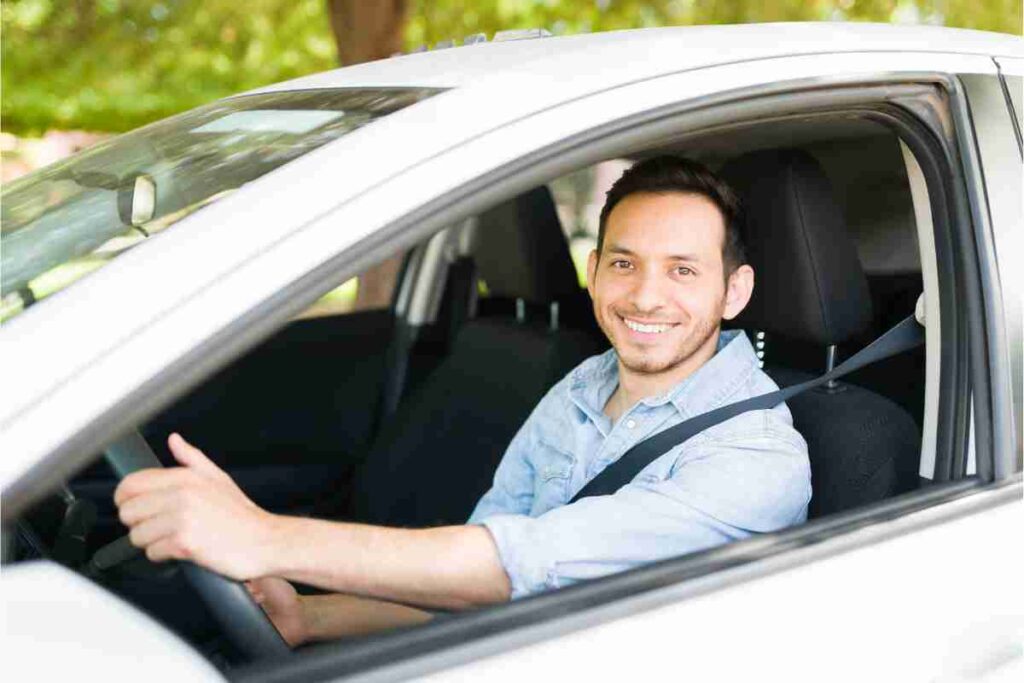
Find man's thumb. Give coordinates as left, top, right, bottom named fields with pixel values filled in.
left=168, top=433, right=222, bottom=477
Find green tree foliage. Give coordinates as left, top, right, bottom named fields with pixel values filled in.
left=2, top=0, right=1020, bottom=135
left=2, top=0, right=338, bottom=133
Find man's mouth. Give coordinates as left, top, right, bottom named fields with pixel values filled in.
left=619, top=315, right=678, bottom=335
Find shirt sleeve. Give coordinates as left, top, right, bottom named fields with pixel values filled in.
left=466, top=409, right=540, bottom=523
left=477, top=432, right=811, bottom=599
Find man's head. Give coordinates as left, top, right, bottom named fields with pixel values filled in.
left=587, top=156, right=755, bottom=381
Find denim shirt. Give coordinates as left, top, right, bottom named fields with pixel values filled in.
left=467, top=329, right=811, bottom=599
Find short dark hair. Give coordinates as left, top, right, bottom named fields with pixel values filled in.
left=597, top=156, right=746, bottom=276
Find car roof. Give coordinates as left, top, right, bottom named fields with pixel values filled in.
left=249, top=22, right=1024, bottom=93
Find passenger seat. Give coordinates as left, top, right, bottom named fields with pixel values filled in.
left=339, top=187, right=605, bottom=527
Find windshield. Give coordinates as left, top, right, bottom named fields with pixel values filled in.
left=0, top=87, right=441, bottom=323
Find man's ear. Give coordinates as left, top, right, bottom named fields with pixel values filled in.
left=586, top=249, right=599, bottom=299
left=722, top=264, right=754, bottom=320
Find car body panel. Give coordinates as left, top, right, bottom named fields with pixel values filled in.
left=414, top=490, right=1023, bottom=683
left=3, top=562, right=223, bottom=681
left=995, top=56, right=1024, bottom=76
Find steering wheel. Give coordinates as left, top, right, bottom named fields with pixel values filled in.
left=104, top=429, right=291, bottom=661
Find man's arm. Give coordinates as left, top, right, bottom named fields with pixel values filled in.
left=303, top=592, right=434, bottom=640
left=245, top=577, right=433, bottom=645
left=114, top=434, right=511, bottom=610
left=266, top=517, right=509, bottom=609
left=466, top=416, right=539, bottom=522
left=474, top=433, right=811, bottom=597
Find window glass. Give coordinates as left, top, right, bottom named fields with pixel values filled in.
left=297, top=254, right=406, bottom=319
left=548, top=159, right=631, bottom=287
left=0, top=88, right=441, bottom=323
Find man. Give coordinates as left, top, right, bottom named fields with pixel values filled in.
left=114, top=157, right=811, bottom=647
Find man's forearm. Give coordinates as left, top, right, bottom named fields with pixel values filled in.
left=300, top=593, right=434, bottom=642
left=262, top=515, right=511, bottom=610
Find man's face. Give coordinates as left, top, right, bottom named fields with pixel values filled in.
left=587, top=191, right=751, bottom=378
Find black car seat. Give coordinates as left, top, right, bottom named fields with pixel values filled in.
left=720, top=149, right=921, bottom=518
left=472, top=186, right=597, bottom=332
left=339, top=186, right=606, bottom=527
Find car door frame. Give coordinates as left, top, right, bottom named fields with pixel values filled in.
left=957, top=66, right=1023, bottom=479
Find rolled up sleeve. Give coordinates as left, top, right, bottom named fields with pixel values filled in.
left=477, top=434, right=811, bottom=599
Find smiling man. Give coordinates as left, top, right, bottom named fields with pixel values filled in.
left=114, top=156, right=811, bottom=646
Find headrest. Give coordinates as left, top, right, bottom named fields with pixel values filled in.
left=473, top=186, right=583, bottom=305
left=720, top=149, right=873, bottom=347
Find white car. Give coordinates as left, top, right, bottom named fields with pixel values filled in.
left=2, top=22, right=1021, bottom=682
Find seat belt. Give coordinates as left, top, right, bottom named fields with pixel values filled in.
left=569, top=314, right=925, bottom=503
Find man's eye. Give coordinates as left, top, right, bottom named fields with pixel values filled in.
left=611, top=260, right=632, bottom=269
left=675, top=266, right=694, bottom=276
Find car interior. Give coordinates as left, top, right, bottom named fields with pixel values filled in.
left=9, top=114, right=936, bottom=668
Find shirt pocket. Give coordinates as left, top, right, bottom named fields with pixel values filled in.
left=530, top=440, right=576, bottom=513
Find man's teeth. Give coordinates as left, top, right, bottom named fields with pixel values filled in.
left=623, top=318, right=674, bottom=334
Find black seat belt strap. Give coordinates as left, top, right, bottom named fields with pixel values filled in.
left=569, top=314, right=925, bottom=503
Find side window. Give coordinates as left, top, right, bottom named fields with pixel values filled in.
left=548, top=160, right=631, bottom=288
left=297, top=253, right=406, bottom=319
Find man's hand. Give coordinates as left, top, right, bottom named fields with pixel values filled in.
left=246, top=577, right=307, bottom=647
left=114, top=433, right=281, bottom=581
left=115, top=434, right=510, bottom=610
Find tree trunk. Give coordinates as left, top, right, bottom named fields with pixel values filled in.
left=326, top=0, right=409, bottom=310
left=327, top=0, right=409, bottom=65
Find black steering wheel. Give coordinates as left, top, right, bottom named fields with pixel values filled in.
left=104, top=430, right=291, bottom=661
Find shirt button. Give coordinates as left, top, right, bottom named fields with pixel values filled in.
left=626, top=419, right=636, bottom=429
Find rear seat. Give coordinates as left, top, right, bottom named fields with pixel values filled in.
left=339, top=187, right=605, bottom=527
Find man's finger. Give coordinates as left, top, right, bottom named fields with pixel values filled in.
left=144, top=537, right=187, bottom=564
left=118, top=488, right=177, bottom=527
left=128, top=514, right=179, bottom=550
left=114, top=467, right=195, bottom=507
left=245, top=581, right=265, bottom=603
left=168, top=433, right=225, bottom=479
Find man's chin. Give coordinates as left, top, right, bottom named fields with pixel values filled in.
left=617, top=351, right=680, bottom=376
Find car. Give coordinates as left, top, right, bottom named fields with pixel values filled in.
left=2, top=21, right=1021, bottom=682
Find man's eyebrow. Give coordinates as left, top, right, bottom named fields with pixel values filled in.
left=667, top=254, right=703, bottom=263
left=604, top=244, right=703, bottom=262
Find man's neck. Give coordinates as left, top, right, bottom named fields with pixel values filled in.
left=605, top=328, right=722, bottom=422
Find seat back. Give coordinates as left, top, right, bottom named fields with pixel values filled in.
left=721, top=150, right=921, bottom=517
left=344, top=186, right=604, bottom=527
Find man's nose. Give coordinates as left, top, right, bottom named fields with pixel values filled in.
left=627, top=268, right=665, bottom=313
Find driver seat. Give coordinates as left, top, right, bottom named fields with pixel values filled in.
left=720, top=149, right=921, bottom=517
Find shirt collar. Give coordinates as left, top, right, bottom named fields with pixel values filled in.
left=568, top=329, right=758, bottom=425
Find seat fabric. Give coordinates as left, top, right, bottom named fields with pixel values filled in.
left=721, top=149, right=923, bottom=517
left=339, top=186, right=604, bottom=527
left=347, top=320, right=603, bottom=527
left=767, top=367, right=921, bottom=518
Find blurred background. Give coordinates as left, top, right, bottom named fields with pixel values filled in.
left=2, top=0, right=1021, bottom=181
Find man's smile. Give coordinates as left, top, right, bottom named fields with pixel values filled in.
left=618, top=314, right=679, bottom=336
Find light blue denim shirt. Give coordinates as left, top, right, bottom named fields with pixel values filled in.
left=467, top=329, right=811, bottom=599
